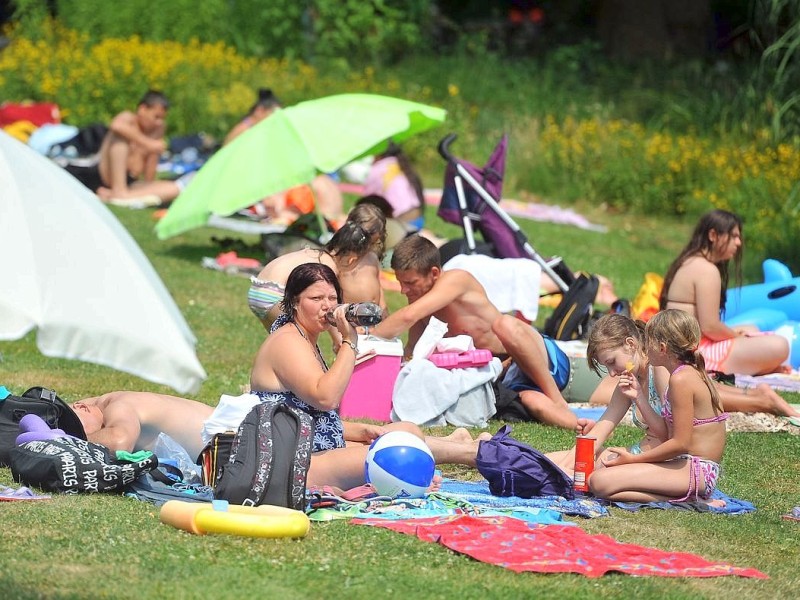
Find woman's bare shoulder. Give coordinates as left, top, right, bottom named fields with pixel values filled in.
left=680, top=255, right=719, bottom=276
left=257, top=247, right=332, bottom=281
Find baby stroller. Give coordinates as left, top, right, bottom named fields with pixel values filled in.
left=437, top=133, right=599, bottom=340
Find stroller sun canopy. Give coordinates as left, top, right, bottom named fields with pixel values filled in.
left=438, top=135, right=508, bottom=226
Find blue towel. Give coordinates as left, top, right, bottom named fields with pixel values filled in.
left=613, top=489, right=756, bottom=515
left=569, top=406, right=606, bottom=421
left=440, top=478, right=608, bottom=519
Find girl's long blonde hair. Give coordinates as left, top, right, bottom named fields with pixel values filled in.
left=646, top=309, right=722, bottom=412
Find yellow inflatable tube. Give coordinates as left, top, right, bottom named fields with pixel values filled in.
left=160, top=500, right=310, bottom=538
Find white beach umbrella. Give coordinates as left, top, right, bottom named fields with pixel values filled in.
left=0, top=131, right=206, bottom=393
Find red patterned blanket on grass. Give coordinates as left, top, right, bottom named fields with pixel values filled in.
left=354, top=515, right=767, bottom=579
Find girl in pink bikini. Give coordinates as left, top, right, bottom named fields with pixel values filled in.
left=589, top=309, right=728, bottom=503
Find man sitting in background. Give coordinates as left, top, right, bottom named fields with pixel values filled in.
left=93, top=90, right=187, bottom=205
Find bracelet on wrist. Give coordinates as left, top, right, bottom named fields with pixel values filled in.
left=340, top=339, right=358, bottom=353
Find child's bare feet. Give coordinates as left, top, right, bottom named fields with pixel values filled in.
left=427, top=471, right=443, bottom=493
left=443, top=427, right=473, bottom=443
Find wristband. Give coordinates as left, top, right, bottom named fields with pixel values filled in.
left=341, top=339, right=358, bottom=354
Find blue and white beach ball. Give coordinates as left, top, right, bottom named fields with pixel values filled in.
left=365, top=431, right=435, bottom=498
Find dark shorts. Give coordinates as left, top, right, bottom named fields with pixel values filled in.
left=64, top=162, right=136, bottom=193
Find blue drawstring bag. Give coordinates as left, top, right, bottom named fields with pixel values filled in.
left=476, top=425, right=574, bottom=499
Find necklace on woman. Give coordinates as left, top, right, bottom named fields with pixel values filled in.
left=293, top=321, right=328, bottom=371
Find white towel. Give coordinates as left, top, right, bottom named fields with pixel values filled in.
left=412, top=316, right=449, bottom=359
left=391, top=357, right=502, bottom=427
left=201, top=393, right=261, bottom=445
left=443, top=254, right=541, bottom=321
left=435, top=335, right=475, bottom=353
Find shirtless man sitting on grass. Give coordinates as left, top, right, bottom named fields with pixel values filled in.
left=95, top=90, right=185, bottom=205
left=371, top=234, right=578, bottom=429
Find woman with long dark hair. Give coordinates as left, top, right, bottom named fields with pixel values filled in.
left=660, top=209, right=788, bottom=376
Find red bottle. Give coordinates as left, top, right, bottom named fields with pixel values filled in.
left=573, top=435, right=596, bottom=493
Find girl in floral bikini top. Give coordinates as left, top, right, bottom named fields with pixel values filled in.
left=589, top=309, right=728, bottom=503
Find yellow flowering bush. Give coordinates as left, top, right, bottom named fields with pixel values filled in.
left=521, top=114, right=800, bottom=261
left=2, top=21, right=799, bottom=264
left=0, top=22, right=304, bottom=136
left=0, top=20, right=451, bottom=167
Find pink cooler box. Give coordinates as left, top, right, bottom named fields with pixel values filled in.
left=338, top=336, right=404, bottom=422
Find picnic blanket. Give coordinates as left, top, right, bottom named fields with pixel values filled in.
left=307, top=484, right=572, bottom=526
left=439, top=478, right=607, bottom=519
left=353, top=515, right=768, bottom=579
left=736, top=372, right=800, bottom=394
left=442, top=476, right=756, bottom=517
left=336, top=182, right=607, bottom=231
left=613, top=489, right=756, bottom=515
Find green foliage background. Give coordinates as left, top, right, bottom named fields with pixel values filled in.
left=13, top=0, right=433, bottom=65
left=2, top=0, right=800, bottom=270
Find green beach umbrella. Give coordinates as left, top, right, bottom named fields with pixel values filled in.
left=156, top=93, right=446, bottom=239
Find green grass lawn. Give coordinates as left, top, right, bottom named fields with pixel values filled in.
left=1, top=203, right=798, bottom=599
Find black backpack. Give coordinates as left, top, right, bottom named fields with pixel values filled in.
left=543, top=273, right=600, bottom=341
left=57, top=122, right=108, bottom=157
left=10, top=436, right=158, bottom=494
left=214, top=400, right=313, bottom=511
left=0, top=387, right=87, bottom=467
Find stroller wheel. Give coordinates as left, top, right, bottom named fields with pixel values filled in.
left=438, top=238, right=494, bottom=265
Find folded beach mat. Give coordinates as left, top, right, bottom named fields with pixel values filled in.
left=352, top=515, right=767, bottom=578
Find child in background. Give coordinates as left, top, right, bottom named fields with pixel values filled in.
left=589, top=309, right=728, bottom=503
left=248, top=203, right=387, bottom=332
left=227, top=88, right=345, bottom=226
left=363, top=142, right=426, bottom=229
